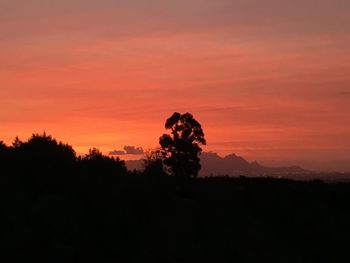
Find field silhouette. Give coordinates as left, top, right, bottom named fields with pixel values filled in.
left=1, top=128, right=350, bottom=262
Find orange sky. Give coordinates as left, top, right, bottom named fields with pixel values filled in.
left=1, top=0, right=350, bottom=169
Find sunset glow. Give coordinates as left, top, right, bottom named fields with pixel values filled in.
left=1, top=0, right=350, bottom=170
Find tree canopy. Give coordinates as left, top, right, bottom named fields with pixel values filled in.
left=159, top=112, right=206, bottom=178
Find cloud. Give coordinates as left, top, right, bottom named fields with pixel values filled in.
left=109, top=150, right=125, bottom=155
left=336, top=91, right=350, bottom=96
left=124, top=145, right=144, bottom=155
left=109, top=146, right=144, bottom=155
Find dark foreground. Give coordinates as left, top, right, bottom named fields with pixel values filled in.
left=2, top=172, right=350, bottom=263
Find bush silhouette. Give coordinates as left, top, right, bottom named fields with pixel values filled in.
left=79, top=147, right=127, bottom=177
left=159, top=112, right=206, bottom=178
left=0, top=141, right=8, bottom=156
left=0, top=141, right=9, bottom=169
left=0, top=140, right=7, bottom=151
left=143, top=148, right=167, bottom=177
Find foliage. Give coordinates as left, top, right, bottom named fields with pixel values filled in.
left=143, top=148, right=167, bottom=176
left=9, top=133, right=76, bottom=171
left=0, top=141, right=9, bottom=166
left=0, top=141, right=8, bottom=154
left=159, top=112, right=206, bottom=178
left=79, top=147, right=127, bottom=176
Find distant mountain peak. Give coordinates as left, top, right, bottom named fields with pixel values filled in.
left=200, top=152, right=308, bottom=176
left=125, top=151, right=308, bottom=177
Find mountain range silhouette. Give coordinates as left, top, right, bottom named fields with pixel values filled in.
left=126, top=152, right=307, bottom=176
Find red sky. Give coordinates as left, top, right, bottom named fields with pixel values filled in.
left=1, top=0, right=350, bottom=169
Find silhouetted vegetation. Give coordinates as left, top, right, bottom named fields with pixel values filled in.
left=160, top=112, right=206, bottom=178
left=80, top=147, right=127, bottom=176
left=1, top=128, right=350, bottom=262
left=142, top=148, right=167, bottom=177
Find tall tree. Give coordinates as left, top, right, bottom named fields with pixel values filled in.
left=159, top=112, right=206, bottom=178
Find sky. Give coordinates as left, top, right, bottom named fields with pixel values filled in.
left=1, top=0, right=350, bottom=170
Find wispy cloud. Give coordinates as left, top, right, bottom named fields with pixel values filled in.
left=1, top=0, right=350, bottom=163
left=336, top=91, right=350, bottom=96
left=109, top=150, right=125, bottom=156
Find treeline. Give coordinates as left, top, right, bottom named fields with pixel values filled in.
left=0, top=133, right=127, bottom=175
left=1, top=133, right=350, bottom=262
left=0, top=134, right=130, bottom=197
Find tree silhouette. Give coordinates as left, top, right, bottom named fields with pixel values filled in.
left=0, top=141, right=8, bottom=154
left=12, top=133, right=76, bottom=169
left=143, top=148, right=167, bottom=177
left=159, top=112, right=206, bottom=178
left=3, top=133, right=78, bottom=191
left=0, top=141, right=9, bottom=167
left=12, top=136, right=23, bottom=148
left=80, top=147, right=127, bottom=176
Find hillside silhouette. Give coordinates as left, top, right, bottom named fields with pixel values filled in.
left=126, top=152, right=308, bottom=177
left=1, top=127, right=350, bottom=262
left=201, top=152, right=307, bottom=175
